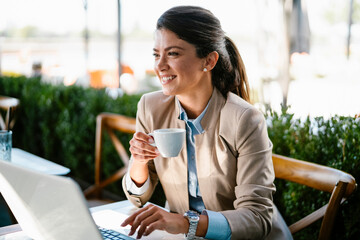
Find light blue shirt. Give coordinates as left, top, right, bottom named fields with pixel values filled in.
left=177, top=99, right=231, bottom=240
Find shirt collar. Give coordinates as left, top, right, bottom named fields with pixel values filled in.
left=176, top=98, right=210, bottom=134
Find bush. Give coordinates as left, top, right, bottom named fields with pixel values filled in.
left=266, top=106, right=360, bottom=240
left=0, top=75, right=140, bottom=186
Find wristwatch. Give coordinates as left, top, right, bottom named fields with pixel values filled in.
left=183, top=210, right=200, bottom=240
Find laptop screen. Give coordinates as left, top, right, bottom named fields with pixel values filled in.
left=0, top=160, right=102, bottom=240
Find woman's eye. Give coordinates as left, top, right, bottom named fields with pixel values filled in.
left=153, top=53, right=160, bottom=58
left=168, top=52, right=179, bottom=56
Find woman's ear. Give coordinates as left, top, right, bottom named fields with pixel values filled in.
left=204, top=51, right=219, bottom=71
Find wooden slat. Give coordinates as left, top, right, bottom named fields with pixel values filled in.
left=289, top=204, right=327, bottom=234
left=0, top=96, right=20, bottom=130
left=84, top=113, right=136, bottom=199
left=273, top=154, right=356, bottom=196
left=319, top=181, right=348, bottom=240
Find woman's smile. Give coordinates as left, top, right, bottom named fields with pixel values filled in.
left=160, top=75, right=177, bottom=85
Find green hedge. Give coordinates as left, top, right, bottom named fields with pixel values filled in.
left=266, top=106, right=359, bottom=240
left=1, top=76, right=359, bottom=239
left=0, top=75, right=141, bottom=184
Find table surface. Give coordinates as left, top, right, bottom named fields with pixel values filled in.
left=0, top=200, right=185, bottom=240
left=11, top=148, right=70, bottom=175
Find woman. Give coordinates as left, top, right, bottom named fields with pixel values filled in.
left=121, top=6, right=292, bottom=240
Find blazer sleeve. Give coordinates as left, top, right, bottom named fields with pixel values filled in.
left=122, top=95, right=159, bottom=208
left=221, top=107, right=275, bottom=240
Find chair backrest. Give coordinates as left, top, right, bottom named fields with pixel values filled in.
left=83, top=113, right=136, bottom=199
left=272, top=154, right=357, bottom=240
left=0, top=96, right=20, bottom=130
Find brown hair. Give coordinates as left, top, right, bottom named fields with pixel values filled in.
left=156, top=6, right=250, bottom=102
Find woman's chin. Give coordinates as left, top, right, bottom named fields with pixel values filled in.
left=161, top=86, right=177, bottom=96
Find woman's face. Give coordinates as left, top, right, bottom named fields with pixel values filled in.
left=153, top=29, right=209, bottom=97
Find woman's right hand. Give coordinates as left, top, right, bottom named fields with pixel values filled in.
left=129, top=132, right=160, bottom=164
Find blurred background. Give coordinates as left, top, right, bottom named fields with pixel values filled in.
left=0, top=0, right=359, bottom=117
left=1, top=2, right=360, bottom=238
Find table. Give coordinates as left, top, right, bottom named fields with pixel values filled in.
left=0, top=200, right=185, bottom=239
left=11, top=148, right=70, bottom=175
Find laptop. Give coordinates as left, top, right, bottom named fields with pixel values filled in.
left=0, top=160, right=134, bottom=240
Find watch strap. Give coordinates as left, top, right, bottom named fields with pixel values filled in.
left=184, top=210, right=200, bottom=240
left=187, top=218, right=198, bottom=239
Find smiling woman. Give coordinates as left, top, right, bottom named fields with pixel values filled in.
left=121, top=6, right=292, bottom=240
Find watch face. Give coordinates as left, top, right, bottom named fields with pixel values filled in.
left=185, top=210, right=200, bottom=221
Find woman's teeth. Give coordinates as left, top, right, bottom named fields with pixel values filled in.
left=161, top=76, right=176, bottom=84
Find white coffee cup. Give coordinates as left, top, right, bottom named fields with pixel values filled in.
left=149, top=128, right=186, bottom=157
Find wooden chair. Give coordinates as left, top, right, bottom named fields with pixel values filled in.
left=83, top=113, right=136, bottom=204
left=272, top=154, right=357, bottom=240
left=0, top=96, right=20, bottom=130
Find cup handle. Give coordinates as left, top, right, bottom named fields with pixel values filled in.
left=148, top=133, right=156, bottom=147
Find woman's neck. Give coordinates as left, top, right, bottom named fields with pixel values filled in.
left=177, top=86, right=214, bottom=119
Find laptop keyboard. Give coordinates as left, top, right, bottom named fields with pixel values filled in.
left=98, top=226, right=135, bottom=240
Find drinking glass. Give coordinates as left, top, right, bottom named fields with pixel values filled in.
left=0, top=130, right=12, bottom=162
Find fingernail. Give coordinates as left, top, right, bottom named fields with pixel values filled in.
left=155, top=149, right=160, bottom=154
left=148, top=138, right=154, bottom=144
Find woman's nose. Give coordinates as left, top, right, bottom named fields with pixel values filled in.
left=155, top=55, right=169, bottom=71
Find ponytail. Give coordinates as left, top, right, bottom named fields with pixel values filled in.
left=225, top=37, right=251, bottom=103
left=212, top=37, right=251, bottom=103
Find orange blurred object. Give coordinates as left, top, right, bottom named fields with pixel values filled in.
left=122, top=65, right=134, bottom=75
left=89, top=65, right=134, bottom=89
left=89, top=70, right=118, bottom=89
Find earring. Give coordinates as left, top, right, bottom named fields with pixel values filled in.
left=203, top=68, right=208, bottom=72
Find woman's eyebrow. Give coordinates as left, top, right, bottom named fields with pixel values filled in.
left=153, top=46, right=185, bottom=52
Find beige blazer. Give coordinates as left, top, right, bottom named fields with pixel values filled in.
left=123, top=88, right=291, bottom=240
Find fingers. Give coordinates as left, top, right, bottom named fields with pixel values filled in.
left=130, top=132, right=159, bottom=161
left=120, top=204, right=154, bottom=228
left=143, top=221, right=162, bottom=237
left=121, top=204, right=164, bottom=239
left=129, top=206, right=156, bottom=236
left=133, top=132, right=154, bottom=144
left=135, top=211, right=161, bottom=238
left=121, top=205, right=187, bottom=239
left=130, top=144, right=158, bottom=158
left=120, top=214, right=134, bottom=228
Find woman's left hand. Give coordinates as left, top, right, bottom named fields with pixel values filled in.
left=121, top=204, right=189, bottom=239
